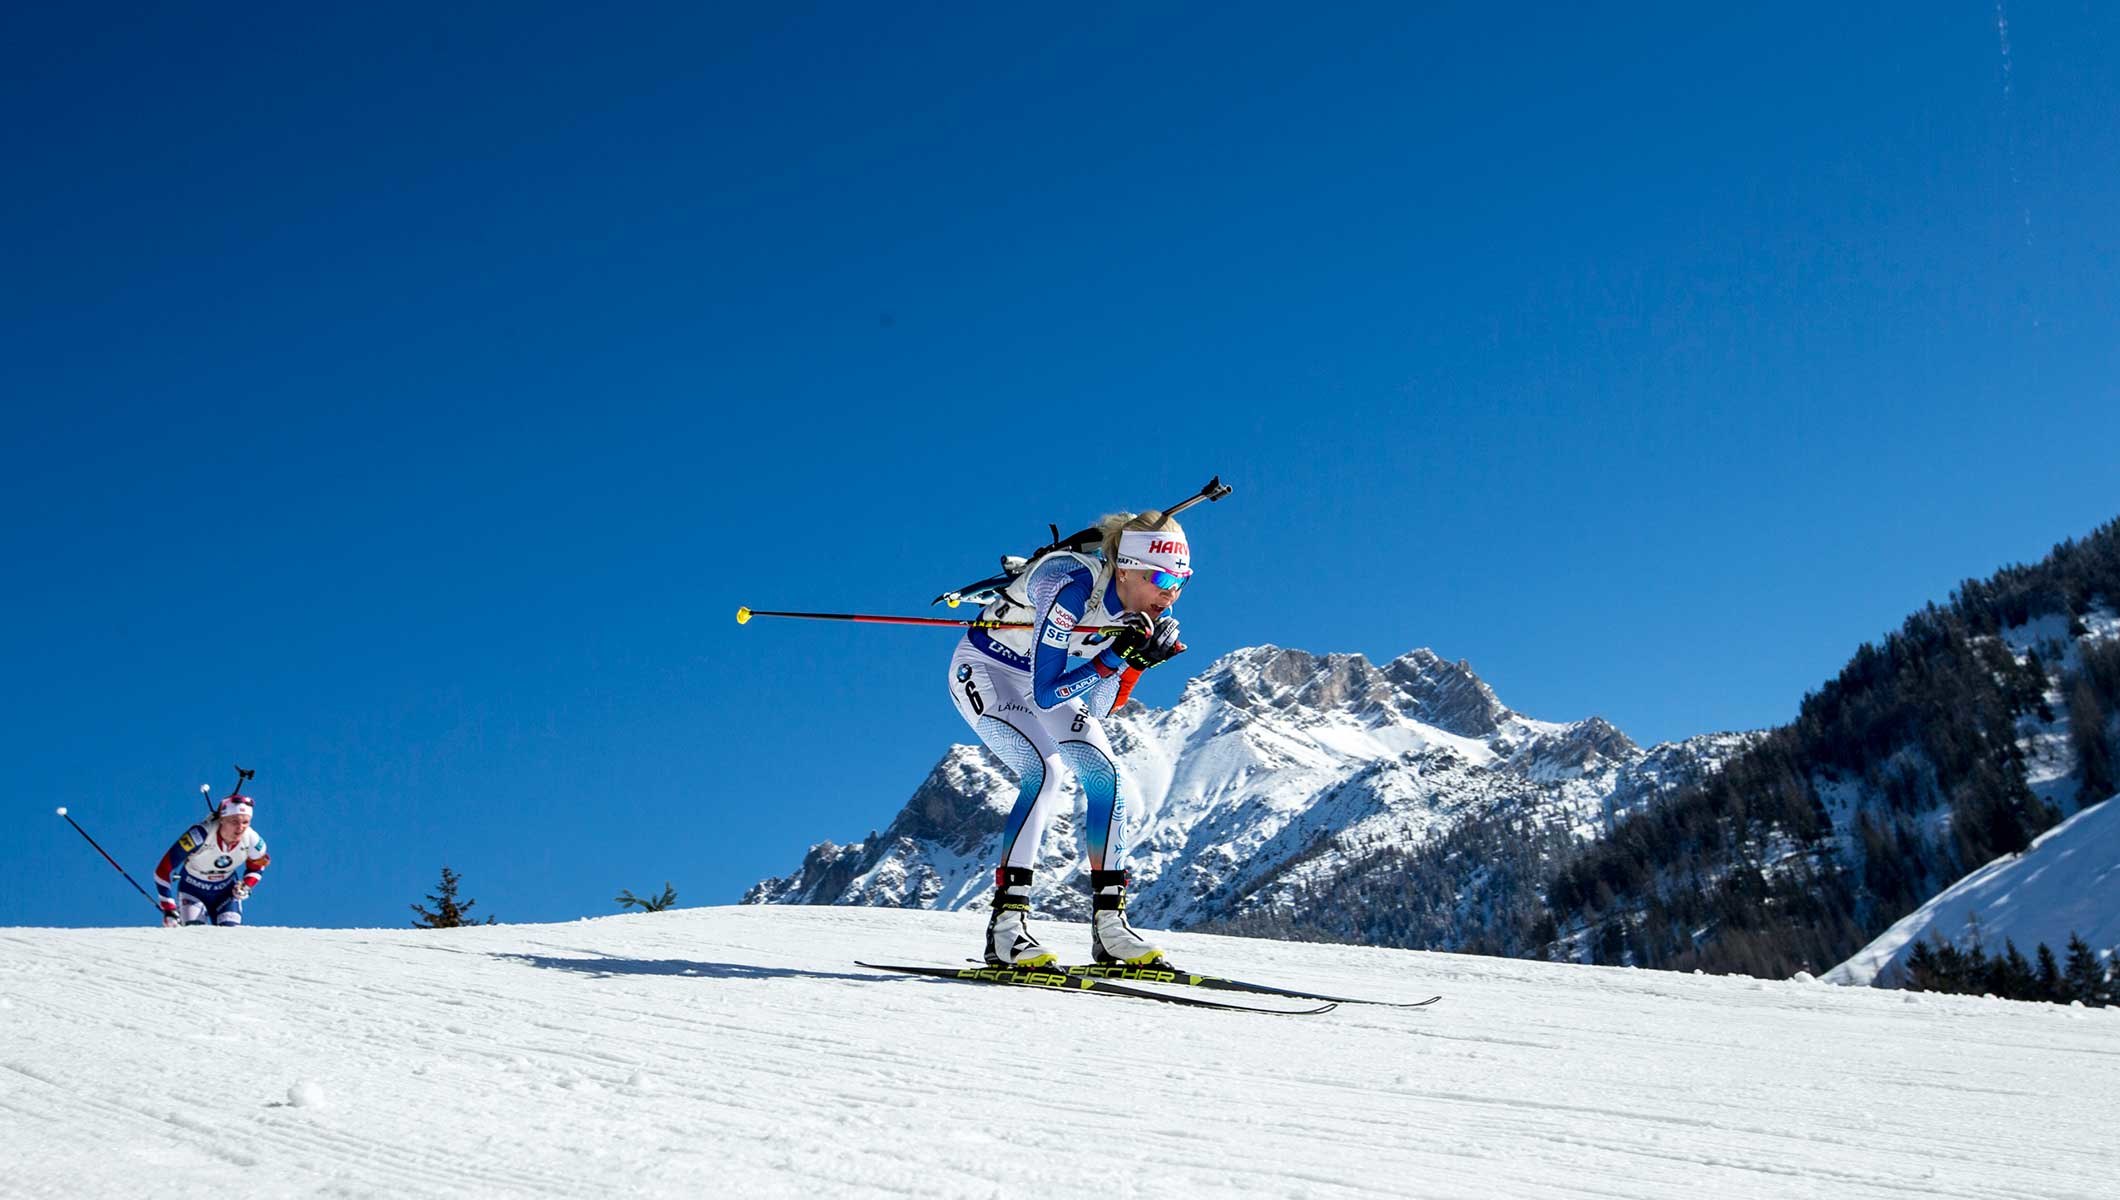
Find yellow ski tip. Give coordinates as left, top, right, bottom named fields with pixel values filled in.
left=945, top=594, right=960, bottom=608
left=735, top=606, right=753, bottom=625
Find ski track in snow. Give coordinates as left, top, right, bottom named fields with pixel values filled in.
left=0, top=907, right=2114, bottom=1199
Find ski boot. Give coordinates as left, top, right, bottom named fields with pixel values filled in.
left=1090, top=869, right=1169, bottom=966
left=985, top=866, right=1058, bottom=968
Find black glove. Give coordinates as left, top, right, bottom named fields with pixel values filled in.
left=1106, top=611, right=1152, bottom=663
left=1110, top=613, right=1183, bottom=670
left=1140, top=615, right=1183, bottom=666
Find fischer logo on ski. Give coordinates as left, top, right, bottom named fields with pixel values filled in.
left=856, top=961, right=1334, bottom=1015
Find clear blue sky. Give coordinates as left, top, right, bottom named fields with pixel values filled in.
left=5, top=4, right=2116, bottom=928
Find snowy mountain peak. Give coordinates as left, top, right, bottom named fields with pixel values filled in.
left=749, top=643, right=1755, bottom=935
left=1382, top=647, right=1515, bottom=737
left=1499, top=715, right=1643, bottom=781
left=1191, top=644, right=1514, bottom=739
left=1197, top=645, right=1380, bottom=711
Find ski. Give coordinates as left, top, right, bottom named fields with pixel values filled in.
left=1062, top=962, right=1441, bottom=1008
left=856, top=961, right=1336, bottom=1015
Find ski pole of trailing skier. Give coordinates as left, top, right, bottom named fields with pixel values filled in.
left=55, top=807, right=164, bottom=915
left=200, top=765, right=251, bottom=817
left=735, top=608, right=1135, bottom=633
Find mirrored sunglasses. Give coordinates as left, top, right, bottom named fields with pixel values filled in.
left=1147, top=570, right=1189, bottom=592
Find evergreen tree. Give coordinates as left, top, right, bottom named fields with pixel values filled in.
left=2061, top=934, right=2102, bottom=1004
left=1905, top=937, right=1970, bottom=994
left=2024, top=649, right=2056, bottom=722
left=412, top=865, right=495, bottom=928
left=1901, top=930, right=2114, bottom=1005
left=2069, top=676, right=2115, bottom=803
left=1994, top=940, right=2036, bottom=999
left=616, top=882, right=679, bottom=912
left=2034, top=942, right=2062, bottom=1003
left=1903, top=939, right=1935, bottom=989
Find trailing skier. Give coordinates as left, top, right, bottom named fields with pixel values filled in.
left=154, top=792, right=271, bottom=926
left=947, top=509, right=1191, bottom=968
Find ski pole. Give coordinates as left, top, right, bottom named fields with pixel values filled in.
left=201, top=765, right=251, bottom=817
left=55, top=807, right=165, bottom=916
left=736, top=607, right=1132, bottom=633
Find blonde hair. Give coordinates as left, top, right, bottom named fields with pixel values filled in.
left=1096, top=509, right=1187, bottom=569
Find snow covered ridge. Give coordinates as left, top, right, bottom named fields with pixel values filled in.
left=1828, top=791, right=2120, bottom=987
left=1815, top=608, right=2120, bottom=985
left=745, top=645, right=1758, bottom=937
left=2, top=907, right=2113, bottom=1199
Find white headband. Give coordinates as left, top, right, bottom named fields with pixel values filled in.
left=1115, top=529, right=1192, bottom=577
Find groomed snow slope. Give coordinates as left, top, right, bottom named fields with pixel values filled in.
left=2, top=908, right=2114, bottom=1199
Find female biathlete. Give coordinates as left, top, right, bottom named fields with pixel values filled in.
left=947, top=509, right=1190, bottom=968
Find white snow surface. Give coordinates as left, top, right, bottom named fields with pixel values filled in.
left=1827, top=795, right=2120, bottom=987
left=4, top=907, right=2115, bottom=1199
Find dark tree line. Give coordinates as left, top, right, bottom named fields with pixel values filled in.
left=2068, top=637, right=2120, bottom=802
left=1200, top=803, right=1580, bottom=956
left=1535, top=517, right=2120, bottom=978
left=1902, top=932, right=2117, bottom=1006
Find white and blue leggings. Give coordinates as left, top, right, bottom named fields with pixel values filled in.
left=175, top=881, right=245, bottom=926
left=947, top=641, right=1127, bottom=873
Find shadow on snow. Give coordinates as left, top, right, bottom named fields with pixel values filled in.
left=494, top=950, right=876, bottom=984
